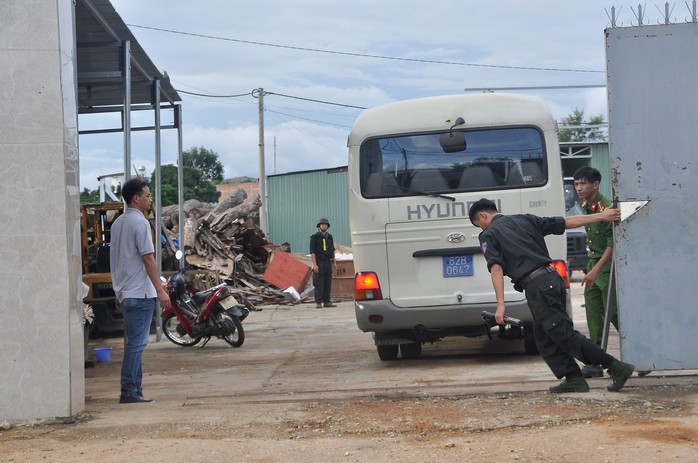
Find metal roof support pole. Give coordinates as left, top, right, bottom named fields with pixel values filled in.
left=176, top=104, right=184, bottom=268
left=258, top=87, right=268, bottom=234
left=174, top=105, right=184, bottom=342
left=153, top=78, right=163, bottom=341
left=122, top=40, right=132, bottom=182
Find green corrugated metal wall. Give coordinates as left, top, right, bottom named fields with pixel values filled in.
left=590, top=143, right=612, bottom=198
left=267, top=167, right=350, bottom=254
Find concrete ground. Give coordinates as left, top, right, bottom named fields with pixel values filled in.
left=1, top=271, right=697, bottom=462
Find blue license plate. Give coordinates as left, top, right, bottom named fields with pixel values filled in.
left=442, top=255, right=473, bottom=277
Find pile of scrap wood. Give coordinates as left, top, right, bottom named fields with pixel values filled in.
left=159, top=188, right=301, bottom=306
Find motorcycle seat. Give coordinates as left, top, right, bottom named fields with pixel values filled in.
left=191, top=284, right=227, bottom=304
left=191, top=291, right=210, bottom=304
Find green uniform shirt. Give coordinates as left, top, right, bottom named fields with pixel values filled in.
left=581, top=192, right=613, bottom=262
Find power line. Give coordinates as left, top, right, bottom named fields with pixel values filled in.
left=127, top=24, right=603, bottom=74
left=266, top=109, right=354, bottom=129
left=263, top=91, right=366, bottom=110
left=176, top=89, right=252, bottom=98
left=175, top=87, right=366, bottom=111
left=464, top=84, right=606, bottom=92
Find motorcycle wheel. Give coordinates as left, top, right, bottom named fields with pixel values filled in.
left=162, top=313, right=201, bottom=347
left=221, top=313, right=245, bottom=347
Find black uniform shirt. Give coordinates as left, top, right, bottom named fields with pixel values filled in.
left=310, top=231, right=335, bottom=261
left=478, top=213, right=565, bottom=283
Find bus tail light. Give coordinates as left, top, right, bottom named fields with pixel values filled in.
left=550, top=260, right=570, bottom=288
left=354, top=272, right=383, bottom=301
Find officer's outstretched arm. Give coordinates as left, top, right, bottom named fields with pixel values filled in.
left=565, top=207, right=620, bottom=229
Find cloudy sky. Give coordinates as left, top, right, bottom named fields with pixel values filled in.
left=78, top=1, right=652, bottom=191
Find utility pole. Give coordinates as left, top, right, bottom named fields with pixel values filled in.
left=257, top=88, right=268, bottom=234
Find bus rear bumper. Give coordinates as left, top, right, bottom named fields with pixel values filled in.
left=354, top=298, right=533, bottom=338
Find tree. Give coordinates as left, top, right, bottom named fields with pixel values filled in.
left=80, top=187, right=99, bottom=205
left=150, top=147, right=223, bottom=206
left=558, top=108, right=606, bottom=142
left=183, top=146, right=224, bottom=182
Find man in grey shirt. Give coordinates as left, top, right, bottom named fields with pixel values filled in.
left=110, top=178, right=170, bottom=404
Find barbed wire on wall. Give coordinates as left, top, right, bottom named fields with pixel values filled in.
left=607, top=1, right=698, bottom=27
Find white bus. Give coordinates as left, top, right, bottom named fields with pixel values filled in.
left=348, top=93, right=569, bottom=360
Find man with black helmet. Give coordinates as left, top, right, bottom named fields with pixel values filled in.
left=310, top=217, right=337, bottom=308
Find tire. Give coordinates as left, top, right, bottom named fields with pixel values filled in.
left=399, top=342, right=422, bottom=359
left=523, top=322, right=539, bottom=355
left=376, top=344, right=399, bottom=361
left=222, top=314, right=245, bottom=347
left=162, top=313, right=201, bottom=347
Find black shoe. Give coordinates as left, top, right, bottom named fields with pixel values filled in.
left=582, top=365, right=604, bottom=378
left=549, top=376, right=590, bottom=393
left=119, top=393, right=153, bottom=404
left=323, top=302, right=337, bottom=308
left=637, top=370, right=652, bottom=377
left=607, top=360, right=635, bottom=392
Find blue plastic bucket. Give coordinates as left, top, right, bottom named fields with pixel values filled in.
left=94, top=347, right=112, bottom=363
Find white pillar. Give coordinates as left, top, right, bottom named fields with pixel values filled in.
left=0, top=0, right=84, bottom=421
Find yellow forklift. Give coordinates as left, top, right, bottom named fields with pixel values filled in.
left=80, top=202, right=125, bottom=335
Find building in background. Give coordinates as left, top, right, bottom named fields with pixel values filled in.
left=217, top=176, right=260, bottom=204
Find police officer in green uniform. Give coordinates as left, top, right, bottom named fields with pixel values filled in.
left=574, top=167, right=616, bottom=378
left=310, top=218, right=338, bottom=308
left=469, top=198, right=635, bottom=393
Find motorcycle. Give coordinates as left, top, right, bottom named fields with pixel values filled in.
left=161, top=253, right=249, bottom=348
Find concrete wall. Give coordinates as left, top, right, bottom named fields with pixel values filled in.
left=0, top=0, right=84, bottom=422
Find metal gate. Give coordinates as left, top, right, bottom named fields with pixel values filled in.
left=607, top=20, right=698, bottom=370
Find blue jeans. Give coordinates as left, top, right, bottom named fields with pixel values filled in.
left=120, top=298, right=155, bottom=396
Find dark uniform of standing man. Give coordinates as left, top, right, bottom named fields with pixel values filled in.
left=468, top=198, right=636, bottom=393
left=310, top=218, right=337, bottom=308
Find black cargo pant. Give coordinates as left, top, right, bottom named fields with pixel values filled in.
left=523, top=271, right=614, bottom=379
left=313, top=260, right=333, bottom=304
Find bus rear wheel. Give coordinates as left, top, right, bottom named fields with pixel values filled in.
left=376, top=344, right=398, bottom=361
left=400, top=342, right=422, bottom=359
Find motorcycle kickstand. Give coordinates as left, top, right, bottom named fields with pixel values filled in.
left=200, top=336, right=211, bottom=348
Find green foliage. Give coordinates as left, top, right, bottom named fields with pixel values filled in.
left=183, top=146, right=224, bottom=182
left=150, top=147, right=223, bottom=206
left=159, top=183, right=179, bottom=206
left=558, top=108, right=606, bottom=142
left=80, top=187, right=99, bottom=205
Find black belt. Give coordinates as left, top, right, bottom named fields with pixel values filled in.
left=519, top=265, right=555, bottom=287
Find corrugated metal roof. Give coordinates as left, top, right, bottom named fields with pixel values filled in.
left=76, top=0, right=180, bottom=110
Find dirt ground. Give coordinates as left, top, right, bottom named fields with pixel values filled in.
left=2, top=276, right=698, bottom=462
